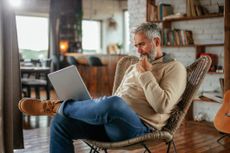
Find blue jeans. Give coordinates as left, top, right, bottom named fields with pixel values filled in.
left=50, top=96, right=152, bottom=153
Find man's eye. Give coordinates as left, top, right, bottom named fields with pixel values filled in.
left=140, top=43, right=145, bottom=46
left=135, top=43, right=145, bottom=48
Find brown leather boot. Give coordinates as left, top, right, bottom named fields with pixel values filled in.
left=18, top=98, right=62, bottom=116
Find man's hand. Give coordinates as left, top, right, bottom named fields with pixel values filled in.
left=136, top=56, right=152, bottom=73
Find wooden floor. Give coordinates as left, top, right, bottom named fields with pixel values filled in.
left=14, top=90, right=230, bottom=153
left=13, top=120, right=230, bottom=153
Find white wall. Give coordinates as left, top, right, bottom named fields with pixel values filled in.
left=14, top=0, right=50, bottom=17
left=83, top=0, right=127, bottom=53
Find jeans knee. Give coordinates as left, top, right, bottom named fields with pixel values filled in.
left=106, top=96, right=128, bottom=112
left=50, top=114, right=62, bottom=131
left=50, top=114, right=70, bottom=133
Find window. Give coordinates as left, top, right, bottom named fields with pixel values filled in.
left=82, top=20, right=101, bottom=53
left=124, top=10, right=130, bottom=53
left=16, top=16, right=48, bottom=59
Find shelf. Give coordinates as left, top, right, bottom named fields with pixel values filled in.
left=162, top=45, right=194, bottom=48
left=162, top=43, right=224, bottom=48
left=193, top=97, right=222, bottom=103
left=152, top=13, right=223, bottom=23
left=195, top=43, right=224, bottom=47
left=208, top=72, right=224, bottom=75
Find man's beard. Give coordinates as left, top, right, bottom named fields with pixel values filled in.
left=140, top=48, right=156, bottom=63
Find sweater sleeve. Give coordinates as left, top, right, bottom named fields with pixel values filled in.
left=137, top=62, right=187, bottom=114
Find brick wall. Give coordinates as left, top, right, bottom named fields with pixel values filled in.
left=128, top=0, right=147, bottom=54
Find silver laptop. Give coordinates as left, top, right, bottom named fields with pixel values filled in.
left=48, top=65, right=91, bottom=101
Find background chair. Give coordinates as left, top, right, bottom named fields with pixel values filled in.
left=82, top=55, right=211, bottom=153
left=21, top=78, right=49, bottom=99
left=88, top=56, right=104, bottom=66
left=41, top=58, right=52, bottom=67
left=31, top=59, right=41, bottom=67
left=66, top=56, right=79, bottom=66
left=21, top=59, right=52, bottom=99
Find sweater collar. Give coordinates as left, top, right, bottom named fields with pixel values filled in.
left=151, top=53, right=175, bottom=64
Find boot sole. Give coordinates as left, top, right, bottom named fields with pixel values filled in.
left=18, top=98, right=44, bottom=116
left=18, top=98, right=58, bottom=116
left=18, top=98, right=33, bottom=115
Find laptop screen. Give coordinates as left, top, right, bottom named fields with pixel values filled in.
left=48, top=65, right=91, bottom=101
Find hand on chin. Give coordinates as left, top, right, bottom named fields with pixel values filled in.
left=137, top=56, right=152, bottom=72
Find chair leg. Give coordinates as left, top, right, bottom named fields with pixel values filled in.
left=89, top=147, right=99, bottom=153
left=90, top=148, right=107, bottom=153
left=22, top=88, right=28, bottom=97
left=27, top=86, right=31, bottom=97
left=172, top=140, right=177, bottom=153
left=45, top=85, right=50, bottom=99
left=85, top=142, right=100, bottom=153
left=217, top=133, right=230, bottom=145
left=166, top=141, right=171, bottom=153
left=35, top=87, right=40, bottom=99
left=166, top=140, right=177, bottom=153
left=93, top=148, right=100, bottom=153
left=141, top=143, right=151, bottom=153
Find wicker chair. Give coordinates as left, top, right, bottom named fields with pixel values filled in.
left=82, top=55, right=211, bottom=153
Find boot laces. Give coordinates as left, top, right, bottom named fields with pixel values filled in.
left=43, top=101, right=56, bottom=113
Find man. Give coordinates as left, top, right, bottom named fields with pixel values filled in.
left=18, top=23, right=187, bottom=153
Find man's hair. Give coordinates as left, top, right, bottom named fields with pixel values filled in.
left=132, top=22, right=161, bottom=40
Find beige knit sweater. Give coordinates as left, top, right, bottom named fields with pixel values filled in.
left=114, top=54, right=187, bottom=130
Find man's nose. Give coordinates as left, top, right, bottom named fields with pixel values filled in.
left=137, top=47, right=142, bottom=54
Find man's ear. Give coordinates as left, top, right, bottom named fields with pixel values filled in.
left=154, top=37, right=161, bottom=47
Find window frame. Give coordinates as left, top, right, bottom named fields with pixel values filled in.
left=82, top=19, right=102, bottom=53
left=15, top=15, right=49, bottom=59
left=123, top=9, right=129, bottom=54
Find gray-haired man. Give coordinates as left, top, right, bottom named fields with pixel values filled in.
left=18, top=22, right=187, bottom=153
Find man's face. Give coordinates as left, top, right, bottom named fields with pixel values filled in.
left=134, top=32, right=156, bottom=63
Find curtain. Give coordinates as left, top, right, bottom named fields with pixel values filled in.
left=0, top=0, right=24, bottom=152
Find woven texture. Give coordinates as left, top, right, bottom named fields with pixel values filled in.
left=83, top=55, right=212, bottom=151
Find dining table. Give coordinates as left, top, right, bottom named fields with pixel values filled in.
left=20, top=65, right=51, bottom=99
left=20, top=66, right=51, bottom=77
